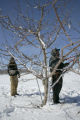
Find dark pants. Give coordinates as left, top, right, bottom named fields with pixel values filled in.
left=52, top=75, right=63, bottom=103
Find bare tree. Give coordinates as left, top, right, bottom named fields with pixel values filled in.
left=0, top=0, right=80, bottom=105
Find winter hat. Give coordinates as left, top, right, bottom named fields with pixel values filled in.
left=51, top=48, right=60, bottom=56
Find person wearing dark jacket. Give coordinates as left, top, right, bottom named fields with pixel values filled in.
left=8, top=57, right=20, bottom=96
left=49, top=48, right=69, bottom=104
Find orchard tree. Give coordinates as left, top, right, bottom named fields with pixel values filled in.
left=0, top=0, right=80, bottom=105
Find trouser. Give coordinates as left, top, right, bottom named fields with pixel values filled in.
left=52, top=76, right=63, bottom=103
left=10, top=75, right=18, bottom=96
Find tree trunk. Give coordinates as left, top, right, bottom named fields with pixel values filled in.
left=43, top=78, right=48, bottom=105
left=42, top=48, right=48, bottom=105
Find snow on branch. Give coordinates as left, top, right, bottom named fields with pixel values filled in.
left=38, top=32, right=46, bottom=49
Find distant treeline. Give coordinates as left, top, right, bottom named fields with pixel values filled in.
left=0, top=69, right=27, bottom=74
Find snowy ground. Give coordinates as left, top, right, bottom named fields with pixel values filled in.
left=0, top=72, right=80, bottom=120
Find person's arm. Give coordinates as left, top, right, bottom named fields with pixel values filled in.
left=63, top=63, right=69, bottom=67
left=49, top=57, right=53, bottom=67
left=17, top=71, right=20, bottom=78
left=57, top=62, right=69, bottom=71
left=7, top=65, right=9, bottom=74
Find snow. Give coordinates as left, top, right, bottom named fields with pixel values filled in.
left=0, top=72, right=80, bottom=120
left=38, top=32, right=46, bottom=49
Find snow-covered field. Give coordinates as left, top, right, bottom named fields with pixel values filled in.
left=0, top=72, right=80, bottom=120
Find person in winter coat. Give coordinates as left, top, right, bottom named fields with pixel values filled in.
left=8, top=57, right=20, bottom=96
left=49, top=48, right=69, bottom=104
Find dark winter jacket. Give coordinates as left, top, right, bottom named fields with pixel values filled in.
left=8, top=58, right=20, bottom=76
left=49, top=56, right=69, bottom=84
left=49, top=56, right=69, bottom=74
